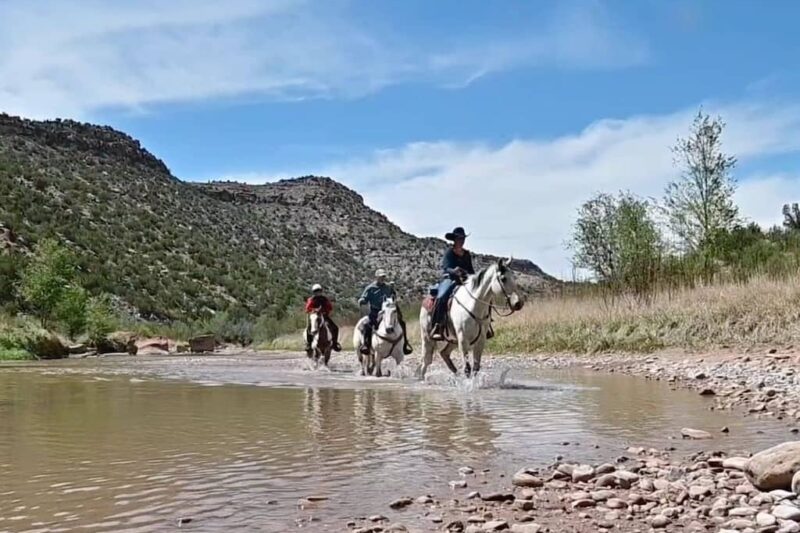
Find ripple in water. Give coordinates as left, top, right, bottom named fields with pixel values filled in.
left=0, top=355, right=790, bottom=532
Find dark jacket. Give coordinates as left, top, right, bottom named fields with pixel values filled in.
left=359, top=282, right=396, bottom=312
left=442, top=248, right=475, bottom=280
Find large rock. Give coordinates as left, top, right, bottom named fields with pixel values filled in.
left=189, top=334, right=216, bottom=353
left=28, top=332, right=69, bottom=359
left=97, top=331, right=138, bottom=355
left=136, top=337, right=169, bottom=352
left=746, top=442, right=800, bottom=491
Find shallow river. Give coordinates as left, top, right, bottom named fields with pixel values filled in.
left=0, top=354, right=789, bottom=532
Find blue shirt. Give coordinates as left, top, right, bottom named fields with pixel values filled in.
left=358, top=281, right=396, bottom=311
left=442, top=248, right=475, bottom=280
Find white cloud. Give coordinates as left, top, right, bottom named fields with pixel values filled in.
left=307, top=102, right=800, bottom=278
left=0, top=0, right=648, bottom=119
left=736, top=175, right=800, bottom=230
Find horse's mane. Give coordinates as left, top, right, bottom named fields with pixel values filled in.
left=469, top=264, right=492, bottom=289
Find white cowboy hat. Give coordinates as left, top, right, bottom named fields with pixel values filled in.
left=311, top=283, right=323, bottom=292
left=375, top=268, right=387, bottom=278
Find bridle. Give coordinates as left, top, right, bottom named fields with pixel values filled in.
left=448, top=266, right=520, bottom=346
left=373, top=304, right=403, bottom=353
left=457, top=268, right=520, bottom=319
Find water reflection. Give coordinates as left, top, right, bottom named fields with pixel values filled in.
left=0, top=358, right=790, bottom=532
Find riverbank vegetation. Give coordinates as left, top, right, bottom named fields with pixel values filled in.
left=498, top=110, right=800, bottom=354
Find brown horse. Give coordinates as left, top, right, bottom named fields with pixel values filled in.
left=307, top=309, right=332, bottom=369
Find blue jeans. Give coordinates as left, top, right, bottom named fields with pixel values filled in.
left=433, top=278, right=456, bottom=327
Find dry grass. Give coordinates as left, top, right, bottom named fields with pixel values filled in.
left=490, top=275, right=800, bottom=354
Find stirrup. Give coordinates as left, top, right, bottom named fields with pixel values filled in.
left=403, top=344, right=413, bottom=355
left=333, top=343, right=342, bottom=352
left=430, top=326, right=444, bottom=341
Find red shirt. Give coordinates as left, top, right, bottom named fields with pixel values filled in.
left=305, top=295, right=333, bottom=315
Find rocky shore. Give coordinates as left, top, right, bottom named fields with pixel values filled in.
left=341, top=350, right=800, bottom=533
left=345, top=444, right=800, bottom=533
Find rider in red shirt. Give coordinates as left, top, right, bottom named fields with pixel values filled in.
left=304, top=284, right=341, bottom=354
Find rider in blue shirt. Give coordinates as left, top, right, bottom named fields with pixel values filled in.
left=431, top=227, right=474, bottom=340
left=358, top=269, right=413, bottom=355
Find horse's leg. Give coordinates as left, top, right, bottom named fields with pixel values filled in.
left=439, top=342, right=458, bottom=375
left=472, top=339, right=486, bottom=376
left=420, top=336, right=435, bottom=379
left=458, top=337, right=472, bottom=378
left=374, top=349, right=383, bottom=378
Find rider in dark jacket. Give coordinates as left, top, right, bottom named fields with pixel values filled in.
left=431, top=227, right=474, bottom=340
left=358, top=269, right=413, bottom=355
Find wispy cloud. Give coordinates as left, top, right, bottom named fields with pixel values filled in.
left=300, top=102, right=800, bottom=278
left=0, top=0, right=648, bottom=119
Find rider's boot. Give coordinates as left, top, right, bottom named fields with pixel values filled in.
left=328, top=318, right=342, bottom=351
left=360, top=325, right=372, bottom=355
left=400, top=320, right=413, bottom=354
left=304, top=331, right=313, bottom=356
left=430, top=301, right=445, bottom=341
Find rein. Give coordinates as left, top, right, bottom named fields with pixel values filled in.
left=446, top=268, right=519, bottom=346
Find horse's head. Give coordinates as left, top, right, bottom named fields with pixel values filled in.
left=491, top=258, right=524, bottom=312
left=309, top=309, right=325, bottom=337
left=380, top=298, right=399, bottom=335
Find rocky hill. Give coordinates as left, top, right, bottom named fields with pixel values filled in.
left=0, top=113, right=554, bottom=322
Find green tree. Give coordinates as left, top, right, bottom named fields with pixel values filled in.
left=86, top=294, right=118, bottom=346
left=571, top=193, right=618, bottom=282
left=56, top=286, right=88, bottom=339
left=18, top=239, right=79, bottom=327
left=664, top=110, right=738, bottom=279
left=613, top=195, right=663, bottom=298
left=571, top=192, right=662, bottom=298
left=783, top=203, right=800, bottom=230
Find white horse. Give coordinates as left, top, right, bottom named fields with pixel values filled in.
left=305, top=309, right=332, bottom=369
left=353, top=298, right=405, bottom=377
left=419, top=258, right=524, bottom=379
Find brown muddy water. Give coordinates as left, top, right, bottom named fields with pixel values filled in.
left=0, top=354, right=789, bottom=532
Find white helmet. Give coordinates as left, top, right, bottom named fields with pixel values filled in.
left=375, top=268, right=387, bottom=278
left=311, top=283, right=323, bottom=292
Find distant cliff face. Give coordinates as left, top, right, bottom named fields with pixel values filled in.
left=0, top=113, right=555, bottom=321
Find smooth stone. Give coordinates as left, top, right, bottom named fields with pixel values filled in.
left=484, top=520, right=509, bottom=531
left=571, top=499, right=596, bottom=509
left=729, top=507, right=758, bottom=517
left=572, top=465, right=595, bottom=483
left=746, top=442, right=800, bottom=491
left=724, top=457, right=750, bottom=471
left=682, top=427, right=714, bottom=440
left=757, top=512, right=778, bottom=527
left=512, top=470, right=543, bottom=488
left=773, top=504, right=800, bottom=521
left=389, top=498, right=413, bottom=510
left=595, top=474, right=617, bottom=488
left=590, top=490, right=615, bottom=502
left=650, top=515, right=671, bottom=528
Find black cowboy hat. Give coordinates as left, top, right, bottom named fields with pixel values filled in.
left=445, top=227, right=468, bottom=241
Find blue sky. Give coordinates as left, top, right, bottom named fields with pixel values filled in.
left=3, top=0, right=800, bottom=277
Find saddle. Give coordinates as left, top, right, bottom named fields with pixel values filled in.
left=421, top=294, right=455, bottom=313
